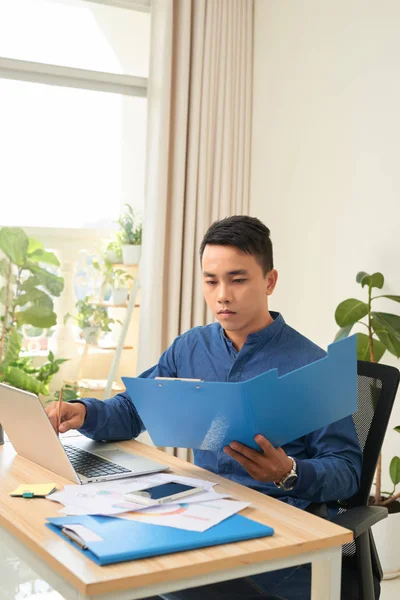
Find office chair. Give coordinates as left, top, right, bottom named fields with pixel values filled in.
left=322, top=360, right=399, bottom=600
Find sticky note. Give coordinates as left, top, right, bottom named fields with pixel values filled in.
left=10, top=483, right=57, bottom=497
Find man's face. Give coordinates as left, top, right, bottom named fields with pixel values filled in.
left=202, top=244, right=278, bottom=335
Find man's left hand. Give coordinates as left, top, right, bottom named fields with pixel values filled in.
left=223, top=434, right=293, bottom=483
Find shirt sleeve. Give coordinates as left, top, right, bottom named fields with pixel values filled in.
left=292, top=415, right=363, bottom=503
left=75, top=337, right=180, bottom=441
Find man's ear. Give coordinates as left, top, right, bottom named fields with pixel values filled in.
left=265, top=269, right=278, bottom=296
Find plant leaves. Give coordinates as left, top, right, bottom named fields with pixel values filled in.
left=3, top=365, right=49, bottom=395
left=335, top=299, right=369, bottom=327
left=389, top=456, right=400, bottom=487
left=371, top=316, right=400, bottom=358
left=371, top=312, right=400, bottom=342
left=356, top=271, right=370, bottom=284
left=27, top=237, right=44, bottom=255
left=0, top=258, right=10, bottom=278
left=356, top=333, right=386, bottom=362
left=0, top=227, right=29, bottom=266
left=394, top=426, right=400, bottom=433
left=334, top=324, right=353, bottom=342
left=369, top=273, right=384, bottom=289
left=27, top=248, right=60, bottom=267
left=378, top=295, right=400, bottom=303
left=24, top=264, right=64, bottom=296
left=1, top=326, right=22, bottom=367
left=15, top=305, right=57, bottom=328
left=16, top=288, right=53, bottom=311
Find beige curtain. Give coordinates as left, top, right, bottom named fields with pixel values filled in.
left=137, top=0, right=254, bottom=459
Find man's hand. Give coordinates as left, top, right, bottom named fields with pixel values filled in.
left=223, top=434, right=293, bottom=483
left=45, top=401, right=87, bottom=434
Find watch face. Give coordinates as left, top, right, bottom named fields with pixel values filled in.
left=282, top=475, right=298, bottom=490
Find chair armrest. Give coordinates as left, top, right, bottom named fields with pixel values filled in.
left=331, top=505, right=388, bottom=538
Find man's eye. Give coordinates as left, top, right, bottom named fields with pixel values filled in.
left=233, top=279, right=246, bottom=284
left=206, top=280, right=217, bottom=285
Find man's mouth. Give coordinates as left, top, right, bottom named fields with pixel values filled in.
left=218, top=310, right=236, bottom=315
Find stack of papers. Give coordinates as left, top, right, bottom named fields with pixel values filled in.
left=47, top=474, right=249, bottom=531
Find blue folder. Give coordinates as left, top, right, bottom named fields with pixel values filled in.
left=46, top=514, right=274, bottom=566
left=123, top=335, right=357, bottom=451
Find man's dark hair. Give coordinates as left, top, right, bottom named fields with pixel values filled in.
left=199, top=215, right=274, bottom=275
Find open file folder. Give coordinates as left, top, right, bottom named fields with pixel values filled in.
left=123, top=335, right=357, bottom=451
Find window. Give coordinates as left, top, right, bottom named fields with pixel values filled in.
left=0, top=0, right=150, bottom=229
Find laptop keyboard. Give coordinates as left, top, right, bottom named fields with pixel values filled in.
left=64, top=445, right=131, bottom=478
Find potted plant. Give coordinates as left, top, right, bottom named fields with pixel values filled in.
left=105, top=239, right=122, bottom=265
left=0, top=226, right=66, bottom=442
left=117, top=204, right=142, bottom=265
left=110, top=268, right=133, bottom=305
left=334, top=270, right=400, bottom=577
left=64, top=297, right=119, bottom=345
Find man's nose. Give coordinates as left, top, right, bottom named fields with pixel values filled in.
left=217, top=283, right=231, bottom=303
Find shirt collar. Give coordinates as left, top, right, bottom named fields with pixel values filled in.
left=219, top=311, right=285, bottom=349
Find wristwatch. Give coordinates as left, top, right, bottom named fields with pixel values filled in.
left=274, top=456, right=298, bottom=491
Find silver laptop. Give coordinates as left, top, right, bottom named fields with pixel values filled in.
left=0, top=382, right=168, bottom=484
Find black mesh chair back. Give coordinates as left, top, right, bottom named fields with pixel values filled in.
left=347, top=360, right=399, bottom=509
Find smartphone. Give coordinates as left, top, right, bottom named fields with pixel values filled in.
left=124, top=481, right=204, bottom=506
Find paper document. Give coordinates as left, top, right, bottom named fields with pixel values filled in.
left=119, top=498, right=250, bottom=532
left=48, top=473, right=229, bottom=516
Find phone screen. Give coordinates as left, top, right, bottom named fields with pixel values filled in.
left=135, top=482, right=196, bottom=500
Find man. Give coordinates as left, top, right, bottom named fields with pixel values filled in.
left=47, top=216, right=362, bottom=599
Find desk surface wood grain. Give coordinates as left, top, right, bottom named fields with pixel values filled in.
left=0, top=439, right=352, bottom=596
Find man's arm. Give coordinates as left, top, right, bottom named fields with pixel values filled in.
left=292, top=415, right=363, bottom=503
left=225, top=415, right=362, bottom=504
left=68, top=338, right=181, bottom=441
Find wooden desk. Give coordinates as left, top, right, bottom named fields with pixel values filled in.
left=0, top=439, right=352, bottom=600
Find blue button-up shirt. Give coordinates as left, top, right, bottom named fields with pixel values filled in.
left=78, top=312, right=362, bottom=511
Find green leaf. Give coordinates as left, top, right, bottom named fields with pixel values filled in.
left=3, top=365, right=49, bottom=395
left=27, top=238, right=44, bottom=255
left=356, top=271, right=370, bottom=284
left=334, top=324, right=353, bottom=342
left=369, top=273, right=384, bottom=289
left=356, top=333, right=386, bottom=362
left=0, top=258, right=9, bottom=278
left=24, top=264, right=64, bottom=296
left=15, top=305, right=57, bottom=328
left=378, top=295, right=400, bottom=303
left=389, top=456, right=400, bottom=487
left=0, top=227, right=29, bottom=266
left=371, top=316, right=400, bottom=358
left=2, top=326, right=22, bottom=367
left=371, top=312, right=400, bottom=341
left=335, top=299, right=369, bottom=327
left=394, top=426, right=400, bottom=433
left=20, top=275, right=41, bottom=292
left=16, top=288, right=53, bottom=311
left=27, top=248, right=60, bottom=267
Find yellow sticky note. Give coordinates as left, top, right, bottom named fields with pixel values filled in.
left=10, top=483, right=57, bottom=497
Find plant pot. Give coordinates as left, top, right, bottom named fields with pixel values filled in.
left=122, top=244, right=141, bottom=265
left=106, top=250, right=120, bottom=264
left=372, top=508, right=400, bottom=579
left=111, top=288, right=129, bottom=305
left=0, top=423, right=4, bottom=445
left=81, top=327, right=101, bottom=345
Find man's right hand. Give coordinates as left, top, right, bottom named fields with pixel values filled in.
left=45, top=401, right=87, bottom=434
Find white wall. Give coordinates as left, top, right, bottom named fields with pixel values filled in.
left=251, top=0, right=400, bottom=491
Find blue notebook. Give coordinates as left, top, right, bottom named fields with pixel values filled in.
left=123, top=335, right=357, bottom=451
left=46, top=514, right=274, bottom=566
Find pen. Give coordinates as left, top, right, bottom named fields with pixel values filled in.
left=57, top=388, right=63, bottom=437
left=61, top=527, right=88, bottom=550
